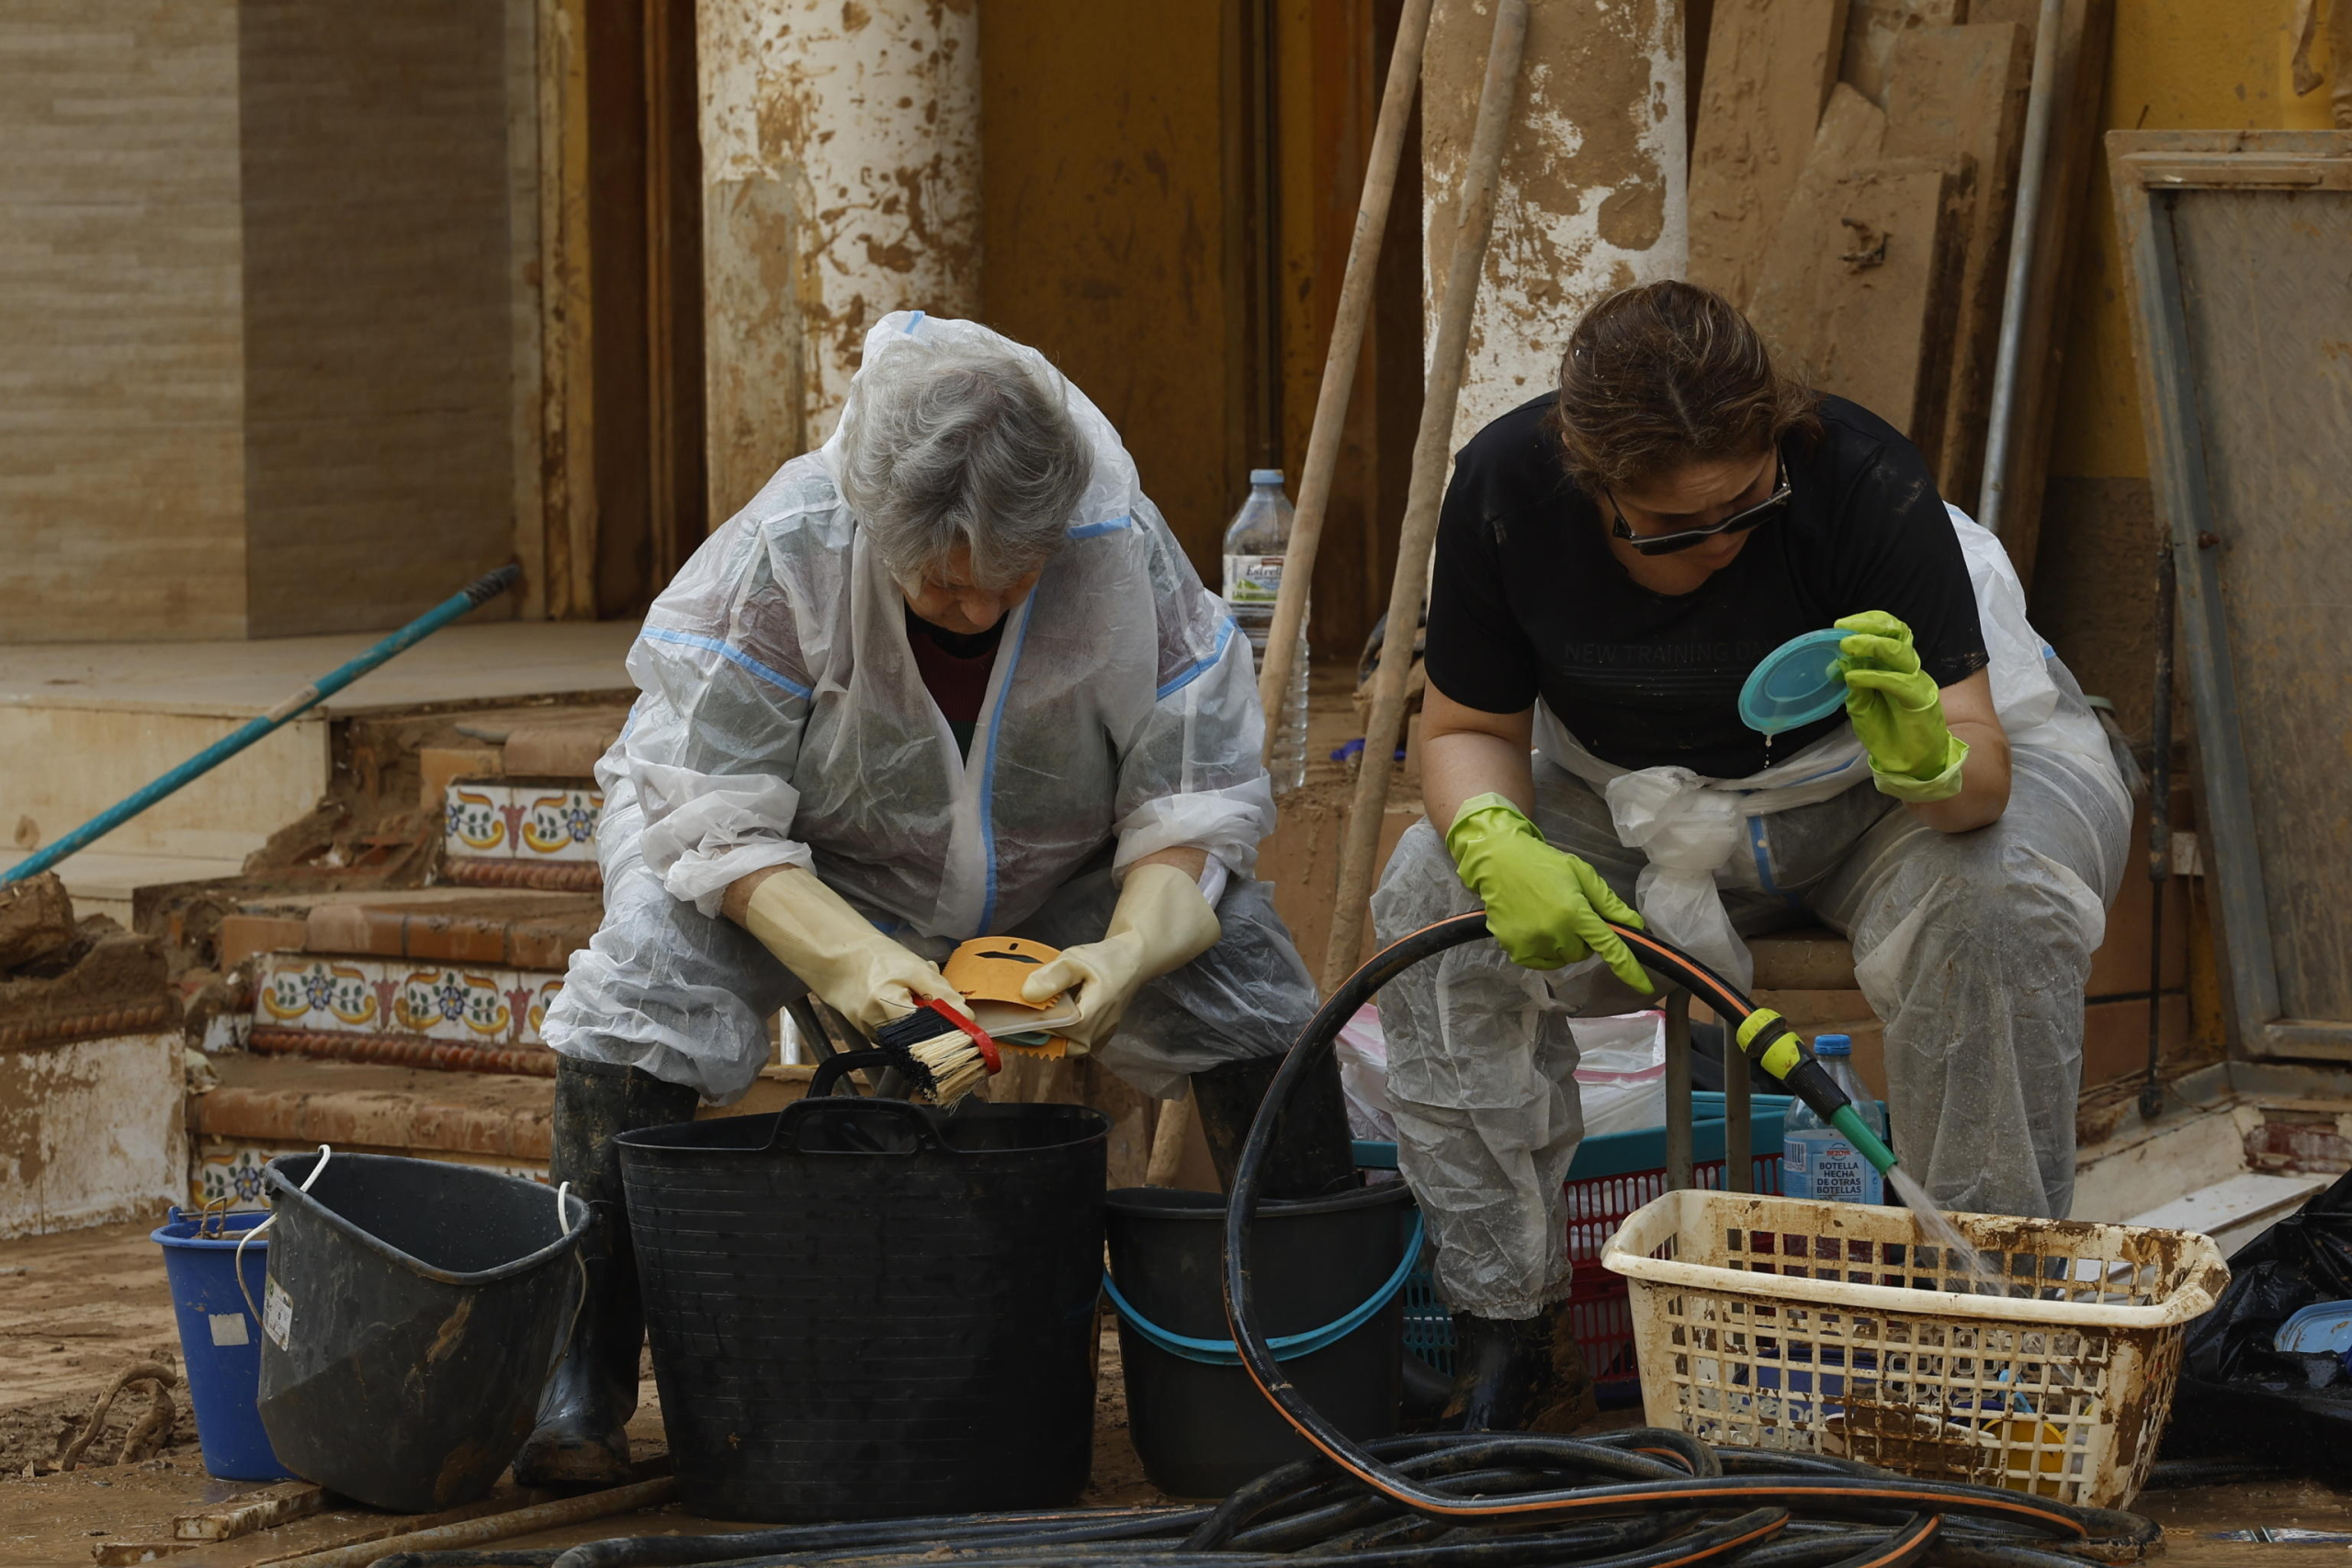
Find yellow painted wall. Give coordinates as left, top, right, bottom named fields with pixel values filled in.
left=2050, top=0, right=2339, bottom=481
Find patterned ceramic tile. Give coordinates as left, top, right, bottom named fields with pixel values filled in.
left=444, top=783, right=603, bottom=864
left=256, top=955, right=560, bottom=1047
left=193, top=1145, right=277, bottom=1213
left=514, top=788, right=601, bottom=863
left=447, top=787, right=509, bottom=854
left=192, top=1140, right=549, bottom=1213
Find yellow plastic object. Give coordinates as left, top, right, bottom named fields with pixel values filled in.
left=944, top=937, right=1080, bottom=1051
left=1600, top=1189, right=2231, bottom=1509
left=944, top=936, right=1064, bottom=1004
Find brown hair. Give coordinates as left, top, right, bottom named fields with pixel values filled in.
left=1546, top=279, right=1818, bottom=496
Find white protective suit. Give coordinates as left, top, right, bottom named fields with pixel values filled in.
left=546, top=312, right=1321, bottom=1100
left=1370, top=510, right=2134, bottom=1319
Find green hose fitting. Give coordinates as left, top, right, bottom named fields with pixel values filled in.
left=1736, top=1009, right=1904, bottom=1177
left=1830, top=1104, right=1901, bottom=1178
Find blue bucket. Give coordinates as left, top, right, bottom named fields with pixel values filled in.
left=153, top=1208, right=294, bottom=1481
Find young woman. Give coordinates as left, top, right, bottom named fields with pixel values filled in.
left=1373, top=280, right=2132, bottom=1431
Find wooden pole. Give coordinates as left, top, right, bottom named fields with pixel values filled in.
left=1145, top=1090, right=1194, bottom=1187
left=1256, top=0, right=1437, bottom=744
left=1318, top=0, right=1527, bottom=995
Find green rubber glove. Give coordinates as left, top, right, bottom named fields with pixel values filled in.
left=1835, top=610, right=1969, bottom=803
left=1444, top=794, right=1653, bottom=992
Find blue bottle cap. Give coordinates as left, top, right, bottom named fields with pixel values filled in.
left=1249, top=468, right=1286, bottom=487
left=1737, top=628, right=1851, bottom=736
left=1813, top=1032, right=1851, bottom=1055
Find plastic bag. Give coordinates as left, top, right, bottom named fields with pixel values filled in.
left=1569, top=1010, right=1668, bottom=1138
left=2165, top=1168, right=2352, bottom=1473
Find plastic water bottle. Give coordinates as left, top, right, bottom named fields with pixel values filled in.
left=1222, top=469, right=1309, bottom=794
left=1780, top=1034, right=1888, bottom=1205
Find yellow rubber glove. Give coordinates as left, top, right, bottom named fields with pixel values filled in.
left=1835, top=611, right=1969, bottom=803
left=741, top=869, right=966, bottom=1036
left=1444, top=794, right=1653, bottom=992
left=1019, top=863, right=1222, bottom=1050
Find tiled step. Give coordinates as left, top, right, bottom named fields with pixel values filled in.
left=216, top=889, right=603, bottom=1077
left=428, top=708, right=625, bottom=890
left=191, top=1053, right=813, bottom=1210
left=443, top=777, right=603, bottom=889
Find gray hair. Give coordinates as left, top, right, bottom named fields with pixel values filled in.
left=834, top=337, right=1094, bottom=592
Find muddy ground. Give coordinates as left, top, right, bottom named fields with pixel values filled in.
left=3, top=1222, right=2346, bottom=1566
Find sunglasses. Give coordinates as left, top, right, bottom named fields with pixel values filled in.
left=1604, top=465, right=1792, bottom=557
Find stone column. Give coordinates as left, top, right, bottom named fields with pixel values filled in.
left=1423, top=0, right=1687, bottom=452
left=699, top=0, right=982, bottom=521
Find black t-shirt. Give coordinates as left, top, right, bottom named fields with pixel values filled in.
left=1424, top=392, right=1989, bottom=776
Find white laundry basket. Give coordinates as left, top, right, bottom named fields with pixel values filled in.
left=1601, top=1190, right=2230, bottom=1509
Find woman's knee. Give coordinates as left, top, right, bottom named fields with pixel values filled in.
left=1373, top=819, right=1476, bottom=940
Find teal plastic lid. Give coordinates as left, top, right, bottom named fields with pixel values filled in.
left=1813, top=1032, right=1851, bottom=1055
left=1738, top=628, right=1850, bottom=736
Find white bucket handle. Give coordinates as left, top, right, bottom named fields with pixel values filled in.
left=235, top=1145, right=333, bottom=1325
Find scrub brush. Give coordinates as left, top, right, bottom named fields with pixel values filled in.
left=875, top=999, right=1001, bottom=1106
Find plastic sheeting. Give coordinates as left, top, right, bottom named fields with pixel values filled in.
left=1531, top=508, right=2125, bottom=994
left=1374, top=712, right=2128, bottom=1313
left=1371, top=507, right=2134, bottom=1310
left=2169, top=1169, right=2352, bottom=1474
left=547, top=313, right=1285, bottom=1100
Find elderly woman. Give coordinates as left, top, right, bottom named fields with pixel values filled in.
left=1370, top=281, right=2133, bottom=1432
left=516, top=314, right=1353, bottom=1485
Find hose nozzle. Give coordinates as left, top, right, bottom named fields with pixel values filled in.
left=1734, top=1009, right=1901, bottom=1177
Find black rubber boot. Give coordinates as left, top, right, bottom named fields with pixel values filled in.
left=1191, top=1050, right=1360, bottom=1201
left=1440, top=1297, right=1599, bottom=1434
left=513, top=1055, right=699, bottom=1488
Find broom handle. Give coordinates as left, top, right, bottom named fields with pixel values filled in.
left=4, top=565, right=519, bottom=884
left=1255, top=0, right=1437, bottom=743
left=1319, top=0, right=1526, bottom=994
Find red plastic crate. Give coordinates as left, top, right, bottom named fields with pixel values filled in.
left=1566, top=1154, right=1783, bottom=1393
left=1401, top=1152, right=1782, bottom=1393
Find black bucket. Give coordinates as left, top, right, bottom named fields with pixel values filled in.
left=1104, top=1180, right=1416, bottom=1498
left=255, top=1152, right=589, bottom=1513
left=618, top=1097, right=1108, bottom=1522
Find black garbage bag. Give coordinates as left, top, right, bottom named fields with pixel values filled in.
left=2163, top=1167, right=2352, bottom=1472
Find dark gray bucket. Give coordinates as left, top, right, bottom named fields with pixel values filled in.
left=1104, top=1180, right=1416, bottom=1498
left=256, top=1152, right=589, bottom=1512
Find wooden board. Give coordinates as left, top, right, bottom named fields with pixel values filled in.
left=1883, top=22, right=2031, bottom=507
left=1752, top=156, right=1969, bottom=449
left=1751, top=83, right=1890, bottom=286
left=1837, top=0, right=1964, bottom=109
left=2109, top=131, right=2352, bottom=1059
left=1686, top=0, right=1850, bottom=308
left=1969, top=0, right=2117, bottom=589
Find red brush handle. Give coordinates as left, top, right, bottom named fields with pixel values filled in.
left=919, top=998, right=1001, bottom=1075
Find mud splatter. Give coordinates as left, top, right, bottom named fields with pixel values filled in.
left=1423, top=0, right=1688, bottom=447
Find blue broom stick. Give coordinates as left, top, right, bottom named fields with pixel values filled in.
left=4, top=565, right=520, bottom=885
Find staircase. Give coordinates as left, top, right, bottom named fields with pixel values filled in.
left=176, top=695, right=812, bottom=1207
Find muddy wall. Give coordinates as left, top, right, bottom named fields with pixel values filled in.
left=1422, top=0, right=1689, bottom=451
left=698, top=0, right=983, bottom=525
left=0, top=2, right=249, bottom=642
left=2030, top=0, right=2343, bottom=742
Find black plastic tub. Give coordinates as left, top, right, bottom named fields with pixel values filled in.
left=256, top=1152, right=589, bottom=1512
left=619, top=1097, right=1108, bottom=1521
left=1106, top=1180, right=1415, bottom=1498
